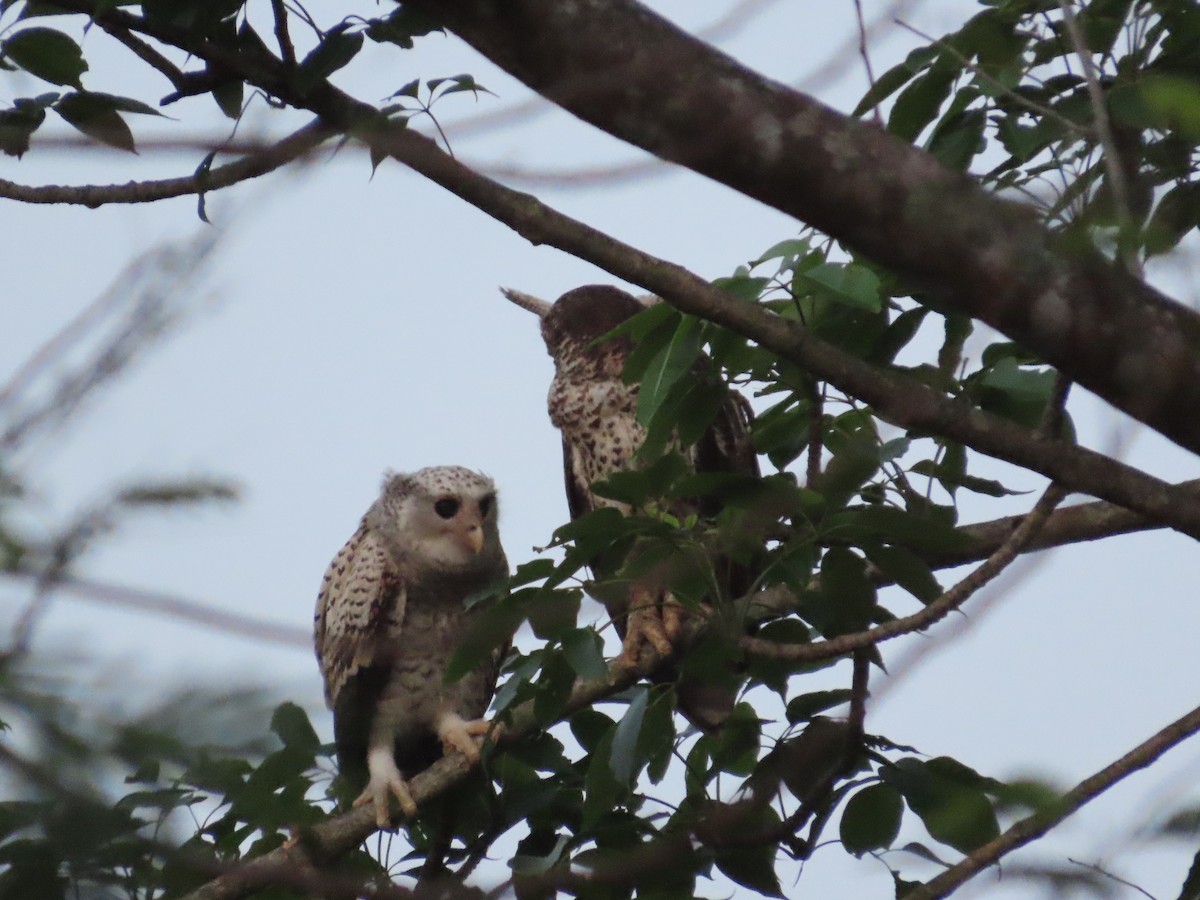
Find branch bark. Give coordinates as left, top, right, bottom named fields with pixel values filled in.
left=410, top=0, right=1200, bottom=457
left=55, top=1, right=1200, bottom=541
left=0, top=121, right=333, bottom=207
left=907, top=701, right=1200, bottom=899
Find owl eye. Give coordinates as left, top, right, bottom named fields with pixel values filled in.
left=434, top=498, right=460, bottom=519
left=479, top=495, right=494, bottom=517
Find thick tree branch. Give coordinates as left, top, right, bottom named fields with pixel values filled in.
left=179, top=652, right=647, bottom=900
left=411, top=0, right=1200, bottom=457
left=55, top=1, right=1200, bottom=540
left=907, top=701, right=1200, bottom=899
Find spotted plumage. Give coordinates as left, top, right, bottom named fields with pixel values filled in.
left=506, top=284, right=759, bottom=731
left=314, top=466, right=509, bottom=826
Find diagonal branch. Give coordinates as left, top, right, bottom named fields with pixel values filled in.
left=179, top=653, right=647, bottom=900
left=907, top=701, right=1200, bottom=899
left=410, top=0, right=1200, bottom=457
left=50, top=0, right=1200, bottom=541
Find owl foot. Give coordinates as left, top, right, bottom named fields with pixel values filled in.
left=436, top=711, right=491, bottom=763
left=616, top=586, right=677, bottom=669
left=356, top=746, right=417, bottom=827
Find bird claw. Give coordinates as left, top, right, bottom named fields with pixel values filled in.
left=356, top=749, right=417, bottom=827
left=436, top=712, right=492, bottom=762
left=618, top=586, right=681, bottom=667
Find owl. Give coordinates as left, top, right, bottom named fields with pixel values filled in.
left=314, top=466, right=509, bottom=827
left=505, top=284, right=759, bottom=731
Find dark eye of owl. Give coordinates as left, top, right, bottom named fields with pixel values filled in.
left=479, top=495, right=494, bottom=517
left=434, top=498, right=459, bottom=519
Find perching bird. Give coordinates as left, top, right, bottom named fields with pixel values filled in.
left=314, top=466, right=509, bottom=827
left=504, top=284, right=759, bottom=731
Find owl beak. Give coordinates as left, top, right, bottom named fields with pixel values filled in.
left=501, top=287, right=552, bottom=319
left=455, top=517, right=485, bottom=555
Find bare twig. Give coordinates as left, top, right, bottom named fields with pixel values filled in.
left=908, top=702, right=1200, bottom=899
left=1, top=572, right=310, bottom=647
left=2, top=236, right=217, bottom=450
left=854, top=0, right=882, bottom=126
left=270, top=0, right=296, bottom=67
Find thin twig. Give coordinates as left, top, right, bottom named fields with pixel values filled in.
left=270, top=0, right=296, bottom=67
left=1056, top=0, right=1141, bottom=274
left=1, top=572, right=310, bottom=647
left=1, top=121, right=333, bottom=207
left=1066, top=858, right=1157, bottom=900
left=854, top=0, right=882, bottom=126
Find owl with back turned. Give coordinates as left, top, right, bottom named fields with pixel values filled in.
left=505, top=284, right=759, bottom=732
left=314, top=466, right=509, bottom=827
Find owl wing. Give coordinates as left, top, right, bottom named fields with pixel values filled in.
left=314, top=519, right=405, bottom=709
left=562, top=437, right=593, bottom=521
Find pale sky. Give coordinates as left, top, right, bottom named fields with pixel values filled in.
left=3, top=1, right=1199, bottom=896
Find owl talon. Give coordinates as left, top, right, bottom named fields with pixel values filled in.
left=437, top=711, right=488, bottom=762
left=623, top=586, right=675, bottom=664
left=358, top=747, right=417, bottom=826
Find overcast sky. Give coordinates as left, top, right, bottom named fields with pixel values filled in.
left=3, top=1, right=1200, bottom=896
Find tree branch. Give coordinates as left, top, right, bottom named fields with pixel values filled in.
left=907, top=701, right=1200, bottom=899
left=0, top=121, right=333, bottom=207
left=411, top=0, right=1200, bottom=457
left=56, top=1, right=1200, bottom=540
left=179, top=651, right=648, bottom=900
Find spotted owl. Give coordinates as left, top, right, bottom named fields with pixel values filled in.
left=505, top=284, right=759, bottom=731
left=314, top=466, right=509, bottom=827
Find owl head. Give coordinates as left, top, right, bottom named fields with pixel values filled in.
left=504, top=285, right=651, bottom=377
left=370, top=466, right=503, bottom=572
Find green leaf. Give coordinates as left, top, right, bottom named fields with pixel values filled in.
left=910, top=459, right=1023, bottom=498
left=212, top=79, right=244, bottom=119
left=560, top=628, right=607, bottom=680
left=815, top=547, right=875, bottom=636
left=888, top=64, right=956, bottom=141
left=3, top=27, right=86, bottom=88
left=853, top=57, right=922, bottom=116
left=295, top=28, right=363, bottom=96
left=0, top=97, right=50, bottom=158
left=636, top=315, right=702, bottom=425
left=870, top=307, right=928, bottom=365
left=608, top=687, right=648, bottom=786
left=569, top=708, right=615, bottom=755
left=882, top=757, right=1000, bottom=854
left=532, top=649, right=576, bottom=724
left=863, top=544, right=942, bottom=603
left=785, top=689, right=853, bottom=724
left=824, top=505, right=973, bottom=555
left=388, top=77, right=421, bottom=100
left=54, top=92, right=135, bottom=152
left=270, top=703, right=319, bottom=754
left=80, top=92, right=164, bottom=117
left=840, top=783, right=904, bottom=855
left=803, top=262, right=883, bottom=312
left=428, top=73, right=493, bottom=99
left=714, top=832, right=783, bottom=897
left=364, top=6, right=442, bottom=48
